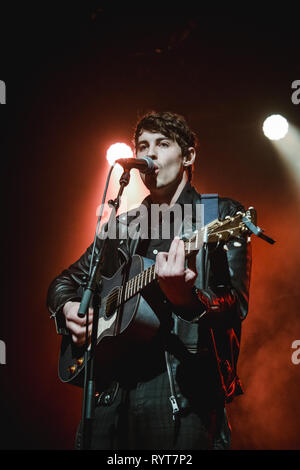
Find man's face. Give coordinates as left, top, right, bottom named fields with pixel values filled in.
left=136, top=130, right=184, bottom=191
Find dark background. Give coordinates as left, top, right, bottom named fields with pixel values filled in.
left=1, top=5, right=300, bottom=450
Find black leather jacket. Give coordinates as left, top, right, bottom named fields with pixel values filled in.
left=47, top=184, right=251, bottom=410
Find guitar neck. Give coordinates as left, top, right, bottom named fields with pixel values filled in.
left=123, top=262, right=156, bottom=302
left=116, top=208, right=251, bottom=304
left=121, top=224, right=210, bottom=303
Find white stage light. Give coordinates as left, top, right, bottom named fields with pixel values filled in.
left=106, top=143, right=133, bottom=166
left=263, top=114, right=289, bottom=141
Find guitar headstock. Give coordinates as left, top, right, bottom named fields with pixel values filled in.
left=184, top=206, right=256, bottom=254
left=206, top=206, right=256, bottom=243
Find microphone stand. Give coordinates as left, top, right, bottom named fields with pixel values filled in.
left=78, top=167, right=131, bottom=450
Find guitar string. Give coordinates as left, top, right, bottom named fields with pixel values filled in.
left=104, top=231, right=198, bottom=312
left=104, top=226, right=220, bottom=311
left=105, top=264, right=156, bottom=312
left=103, top=221, right=243, bottom=313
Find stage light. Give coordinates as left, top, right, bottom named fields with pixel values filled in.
left=106, top=143, right=133, bottom=166
left=103, top=142, right=148, bottom=216
left=263, top=114, right=289, bottom=141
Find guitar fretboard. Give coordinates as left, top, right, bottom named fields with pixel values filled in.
left=104, top=210, right=250, bottom=309
left=123, top=263, right=156, bottom=302
left=117, top=232, right=202, bottom=305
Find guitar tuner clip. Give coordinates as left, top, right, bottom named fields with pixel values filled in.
left=242, top=216, right=275, bottom=245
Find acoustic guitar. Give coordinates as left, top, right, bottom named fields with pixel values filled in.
left=58, top=208, right=255, bottom=386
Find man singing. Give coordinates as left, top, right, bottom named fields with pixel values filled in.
left=47, top=111, right=252, bottom=450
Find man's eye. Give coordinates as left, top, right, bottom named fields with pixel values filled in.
left=138, top=144, right=147, bottom=151
left=160, top=141, right=169, bottom=147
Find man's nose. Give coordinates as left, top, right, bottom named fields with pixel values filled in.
left=147, top=145, right=157, bottom=159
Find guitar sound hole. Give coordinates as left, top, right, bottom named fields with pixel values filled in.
left=105, top=288, right=120, bottom=318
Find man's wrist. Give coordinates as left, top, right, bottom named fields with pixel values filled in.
left=51, top=298, right=80, bottom=335
left=169, top=286, right=207, bottom=322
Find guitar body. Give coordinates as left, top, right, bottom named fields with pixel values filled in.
left=58, top=255, right=162, bottom=387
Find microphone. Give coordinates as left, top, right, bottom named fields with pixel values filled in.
left=115, top=156, right=157, bottom=174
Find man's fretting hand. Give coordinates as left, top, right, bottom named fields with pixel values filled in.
left=155, top=237, right=198, bottom=308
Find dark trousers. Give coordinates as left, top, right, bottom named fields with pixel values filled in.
left=76, top=371, right=230, bottom=450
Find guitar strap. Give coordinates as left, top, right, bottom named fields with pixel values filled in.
left=200, top=193, right=219, bottom=226
left=196, top=193, right=219, bottom=290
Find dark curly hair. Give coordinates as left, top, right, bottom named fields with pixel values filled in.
left=133, top=111, right=197, bottom=181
